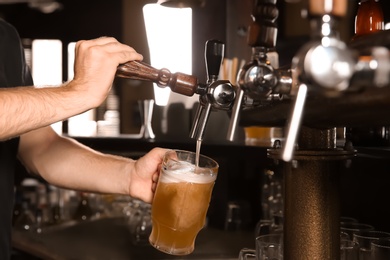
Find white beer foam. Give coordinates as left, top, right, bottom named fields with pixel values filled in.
left=160, top=160, right=216, bottom=184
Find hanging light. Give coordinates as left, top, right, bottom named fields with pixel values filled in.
left=157, top=0, right=205, bottom=8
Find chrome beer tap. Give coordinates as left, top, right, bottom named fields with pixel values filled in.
left=116, top=39, right=237, bottom=142
left=277, top=0, right=390, bottom=161
left=281, top=0, right=355, bottom=161
left=227, top=0, right=292, bottom=141
left=190, top=40, right=236, bottom=142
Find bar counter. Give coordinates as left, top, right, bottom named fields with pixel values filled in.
left=12, top=217, right=254, bottom=260
left=11, top=134, right=390, bottom=259
left=12, top=136, right=265, bottom=259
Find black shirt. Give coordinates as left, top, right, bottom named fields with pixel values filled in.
left=0, top=18, right=33, bottom=259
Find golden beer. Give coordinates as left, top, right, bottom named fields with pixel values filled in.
left=149, top=150, right=218, bottom=255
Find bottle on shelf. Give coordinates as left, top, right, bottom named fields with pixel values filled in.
left=353, top=0, right=384, bottom=40
left=347, top=0, right=389, bottom=146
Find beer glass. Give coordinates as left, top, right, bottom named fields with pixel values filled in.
left=340, top=222, right=374, bottom=239
left=238, top=234, right=283, bottom=260
left=340, top=239, right=358, bottom=260
left=353, top=230, right=390, bottom=260
left=256, top=233, right=283, bottom=260
left=149, top=149, right=219, bottom=255
left=371, top=238, right=390, bottom=260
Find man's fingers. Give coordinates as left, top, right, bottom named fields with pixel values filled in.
left=75, top=37, right=117, bottom=50
left=75, top=38, right=143, bottom=64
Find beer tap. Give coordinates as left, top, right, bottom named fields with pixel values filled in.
left=281, top=0, right=355, bottom=161
left=227, top=0, right=292, bottom=141
left=116, top=39, right=237, bottom=142
left=189, top=40, right=236, bottom=142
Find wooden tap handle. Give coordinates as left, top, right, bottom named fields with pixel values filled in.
left=116, top=60, right=199, bottom=96
left=117, top=60, right=160, bottom=82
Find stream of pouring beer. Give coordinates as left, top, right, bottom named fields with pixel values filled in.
left=195, top=139, right=201, bottom=168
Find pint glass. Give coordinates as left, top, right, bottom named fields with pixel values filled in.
left=149, top=149, right=219, bottom=255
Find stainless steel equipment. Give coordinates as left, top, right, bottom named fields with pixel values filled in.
left=117, top=39, right=236, bottom=143
left=115, top=0, right=390, bottom=258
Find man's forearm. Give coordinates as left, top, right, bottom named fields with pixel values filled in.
left=39, top=138, right=132, bottom=195
left=0, top=84, right=91, bottom=140
left=18, top=128, right=132, bottom=195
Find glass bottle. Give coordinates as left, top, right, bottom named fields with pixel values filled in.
left=354, top=0, right=384, bottom=38
left=347, top=0, right=389, bottom=146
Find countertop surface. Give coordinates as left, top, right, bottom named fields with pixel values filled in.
left=12, top=217, right=255, bottom=260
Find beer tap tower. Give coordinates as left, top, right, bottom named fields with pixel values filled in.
left=230, top=0, right=354, bottom=259
left=116, top=0, right=390, bottom=258
left=117, top=39, right=236, bottom=142
left=236, top=0, right=390, bottom=259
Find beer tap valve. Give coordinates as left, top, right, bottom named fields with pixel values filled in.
left=227, top=0, right=291, bottom=141
left=282, top=0, right=354, bottom=161
left=190, top=40, right=236, bottom=141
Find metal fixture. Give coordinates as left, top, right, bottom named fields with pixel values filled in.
left=237, top=0, right=389, bottom=259
left=227, top=0, right=291, bottom=141
left=116, top=0, right=390, bottom=258
left=116, top=39, right=236, bottom=142
left=189, top=40, right=236, bottom=142
left=281, top=2, right=355, bottom=161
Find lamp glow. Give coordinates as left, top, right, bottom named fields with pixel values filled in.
left=143, top=4, right=196, bottom=108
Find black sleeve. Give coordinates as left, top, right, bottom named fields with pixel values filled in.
left=0, top=18, right=33, bottom=260
left=0, top=18, right=34, bottom=88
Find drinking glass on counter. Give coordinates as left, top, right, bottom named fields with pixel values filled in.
left=340, top=239, right=358, bottom=260
left=340, top=222, right=375, bottom=240
left=238, top=233, right=283, bottom=260
left=371, top=238, right=390, bottom=260
left=126, top=199, right=152, bottom=246
left=238, top=248, right=256, bottom=260
left=353, top=230, right=390, bottom=260
left=256, top=234, right=283, bottom=260
left=255, top=213, right=284, bottom=238
left=225, top=200, right=244, bottom=231
left=149, top=149, right=219, bottom=255
left=131, top=206, right=152, bottom=246
left=224, top=200, right=252, bottom=231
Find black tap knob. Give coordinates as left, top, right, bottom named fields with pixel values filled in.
left=205, top=39, right=224, bottom=83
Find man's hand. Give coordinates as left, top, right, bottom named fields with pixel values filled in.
left=70, top=37, right=143, bottom=107
left=129, top=148, right=169, bottom=203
